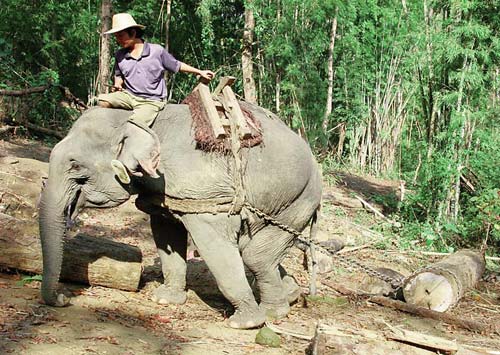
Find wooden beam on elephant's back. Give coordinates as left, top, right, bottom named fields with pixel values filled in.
left=0, top=213, right=142, bottom=292
left=195, top=83, right=226, bottom=140
left=220, top=86, right=252, bottom=139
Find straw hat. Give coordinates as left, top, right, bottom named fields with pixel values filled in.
left=104, top=13, right=145, bottom=35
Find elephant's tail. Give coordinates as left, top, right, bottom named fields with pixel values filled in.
left=309, top=206, right=320, bottom=243
left=293, top=206, right=320, bottom=252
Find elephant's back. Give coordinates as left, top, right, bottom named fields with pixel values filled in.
left=151, top=103, right=321, bottom=219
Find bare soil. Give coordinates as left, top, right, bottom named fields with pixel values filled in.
left=0, top=136, right=499, bottom=354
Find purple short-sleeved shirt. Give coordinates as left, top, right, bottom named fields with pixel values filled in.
left=114, top=42, right=181, bottom=101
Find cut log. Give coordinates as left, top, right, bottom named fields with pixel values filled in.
left=212, top=76, right=236, bottom=97
left=0, top=213, right=142, bottom=291
left=403, top=250, right=485, bottom=312
left=196, top=83, right=226, bottom=139
left=220, top=86, right=252, bottom=139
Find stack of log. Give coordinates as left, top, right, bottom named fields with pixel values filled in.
left=195, top=76, right=252, bottom=141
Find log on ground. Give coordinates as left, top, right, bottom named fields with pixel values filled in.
left=403, top=250, right=485, bottom=312
left=0, top=213, right=142, bottom=291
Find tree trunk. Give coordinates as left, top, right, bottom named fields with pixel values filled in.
left=163, top=0, right=174, bottom=100
left=403, top=250, right=485, bottom=312
left=164, top=0, right=172, bottom=52
left=242, top=0, right=257, bottom=104
left=322, top=11, right=338, bottom=133
left=336, top=122, right=345, bottom=159
left=97, top=0, right=112, bottom=95
left=0, top=213, right=142, bottom=292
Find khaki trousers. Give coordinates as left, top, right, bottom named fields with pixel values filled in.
left=98, top=90, right=166, bottom=127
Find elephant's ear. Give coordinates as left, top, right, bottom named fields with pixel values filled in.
left=126, top=119, right=161, bottom=150
left=109, top=120, right=128, bottom=159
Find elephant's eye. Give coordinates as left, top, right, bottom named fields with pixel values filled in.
left=70, top=159, right=81, bottom=171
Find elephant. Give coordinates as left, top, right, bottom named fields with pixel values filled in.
left=39, top=101, right=322, bottom=329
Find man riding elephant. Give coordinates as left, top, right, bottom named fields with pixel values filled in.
left=98, top=13, right=214, bottom=182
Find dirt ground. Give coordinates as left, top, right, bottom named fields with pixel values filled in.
left=0, top=136, right=499, bottom=354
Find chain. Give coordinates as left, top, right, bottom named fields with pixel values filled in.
left=244, top=203, right=404, bottom=289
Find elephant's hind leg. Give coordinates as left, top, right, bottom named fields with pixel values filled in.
left=181, top=213, right=266, bottom=329
left=242, top=226, right=295, bottom=320
left=150, top=214, right=188, bottom=305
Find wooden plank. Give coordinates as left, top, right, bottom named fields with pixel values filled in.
left=221, top=86, right=252, bottom=139
left=386, top=327, right=459, bottom=354
left=213, top=76, right=236, bottom=97
left=196, top=84, right=226, bottom=139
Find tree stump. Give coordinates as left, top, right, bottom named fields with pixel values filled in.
left=0, top=213, right=142, bottom=291
left=403, top=250, right=485, bottom=312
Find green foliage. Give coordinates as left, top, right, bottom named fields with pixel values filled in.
left=17, top=274, right=43, bottom=286
left=0, top=0, right=498, bottom=254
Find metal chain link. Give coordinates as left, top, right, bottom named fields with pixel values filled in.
left=244, top=203, right=404, bottom=289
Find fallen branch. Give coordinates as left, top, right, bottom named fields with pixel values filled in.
left=0, top=83, right=87, bottom=111
left=0, top=125, right=15, bottom=135
left=390, top=250, right=500, bottom=262
left=354, top=194, right=399, bottom=226
left=369, top=296, right=497, bottom=334
left=0, top=85, right=49, bottom=96
left=264, top=321, right=313, bottom=341
left=0, top=170, right=37, bottom=183
left=323, top=281, right=498, bottom=335
left=337, top=243, right=373, bottom=255
left=6, top=119, right=65, bottom=139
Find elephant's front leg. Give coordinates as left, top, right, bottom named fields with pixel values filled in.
left=150, top=214, right=188, bottom=304
left=182, top=213, right=266, bottom=329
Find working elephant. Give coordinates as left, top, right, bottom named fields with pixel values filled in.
left=39, top=102, right=322, bottom=329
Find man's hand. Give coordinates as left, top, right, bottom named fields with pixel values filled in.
left=112, top=76, right=124, bottom=92
left=198, top=70, right=215, bottom=81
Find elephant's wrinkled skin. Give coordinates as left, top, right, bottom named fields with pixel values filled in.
left=39, top=103, right=322, bottom=329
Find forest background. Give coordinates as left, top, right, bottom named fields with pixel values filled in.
left=0, top=0, right=498, bottom=256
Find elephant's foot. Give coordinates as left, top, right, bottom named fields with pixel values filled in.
left=151, top=285, right=187, bottom=305
left=227, top=301, right=266, bottom=329
left=259, top=301, right=290, bottom=320
left=282, top=275, right=301, bottom=304
left=42, top=292, right=70, bottom=307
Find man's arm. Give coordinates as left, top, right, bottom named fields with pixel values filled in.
left=179, top=63, right=215, bottom=81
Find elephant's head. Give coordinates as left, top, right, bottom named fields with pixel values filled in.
left=39, top=108, right=145, bottom=306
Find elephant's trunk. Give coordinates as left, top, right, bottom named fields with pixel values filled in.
left=39, top=180, right=72, bottom=306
